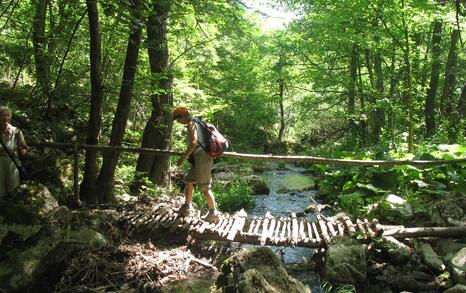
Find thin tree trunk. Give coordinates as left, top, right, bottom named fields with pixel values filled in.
left=32, top=0, right=51, bottom=103
left=401, top=0, right=413, bottom=152
left=458, top=81, right=466, bottom=137
left=135, top=0, right=172, bottom=187
left=425, top=20, right=442, bottom=137
left=80, top=0, right=104, bottom=204
left=373, top=36, right=384, bottom=145
left=96, top=0, right=143, bottom=203
left=388, top=45, right=398, bottom=152
left=357, top=57, right=367, bottom=148
left=348, top=44, right=358, bottom=146
left=278, top=79, right=285, bottom=141
left=440, top=29, right=460, bottom=142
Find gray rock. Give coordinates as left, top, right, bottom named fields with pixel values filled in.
left=415, top=241, right=444, bottom=272
left=244, top=175, right=270, bottom=195
left=444, top=284, right=466, bottom=293
left=214, top=247, right=310, bottom=293
left=452, top=247, right=466, bottom=285
left=323, top=237, right=367, bottom=285
left=430, top=192, right=466, bottom=226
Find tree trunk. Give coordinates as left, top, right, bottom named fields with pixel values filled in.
left=440, top=29, right=460, bottom=142
left=458, top=81, right=466, bottom=130
left=401, top=0, right=413, bottom=152
left=96, top=0, right=143, bottom=203
left=425, top=20, right=442, bottom=137
left=373, top=37, right=384, bottom=145
left=278, top=79, right=285, bottom=141
left=348, top=44, right=357, bottom=146
left=80, top=0, right=104, bottom=204
left=357, top=57, right=367, bottom=147
left=135, top=0, right=172, bottom=187
left=32, top=0, right=51, bottom=103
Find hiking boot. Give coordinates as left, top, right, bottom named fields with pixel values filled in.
left=177, top=204, right=193, bottom=217
left=204, top=210, right=220, bottom=223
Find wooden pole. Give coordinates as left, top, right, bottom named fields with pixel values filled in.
left=72, top=137, right=79, bottom=202
left=30, top=141, right=466, bottom=166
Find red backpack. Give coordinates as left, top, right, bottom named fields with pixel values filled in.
left=192, top=118, right=230, bottom=157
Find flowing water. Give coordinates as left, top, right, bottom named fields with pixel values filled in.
left=243, top=163, right=322, bottom=292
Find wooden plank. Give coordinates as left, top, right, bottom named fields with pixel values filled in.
left=317, top=215, right=330, bottom=244
left=306, top=221, right=313, bottom=242
left=356, top=219, right=367, bottom=238
left=280, top=219, right=288, bottom=242
left=217, top=215, right=231, bottom=235
left=267, top=217, right=276, bottom=242
left=227, top=209, right=247, bottom=241
left=326, top=221, right=337, bottom=237
left=299, top=220, right=306, bottom=242
left=247, top=217, right=257, bottom=234
left=211, top=216, right=227, bottom=233
left=336, top=221, right=345, bottom=236
left=273, top=219, right=282, bottom=243
left=291, top=213, right=299, bottom=245
left=311, top=221, right=321, bottom=243
left=342, top=216, right=356, bottom=236
left=364, top=219, right=375, bottom=237
left=371, top=218, right=384, bottom=236
left=286, top=219, right=291, bottom=243
left=253, top=218, right=262, bottom=235
left=260, top=212, right=272, bottom=245
left=221, top=217, right=235, bottom=237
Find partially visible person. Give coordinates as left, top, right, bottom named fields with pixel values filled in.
left=0, top=106, right=28, bottom=197
left=173, top=106, right=220, bottom=223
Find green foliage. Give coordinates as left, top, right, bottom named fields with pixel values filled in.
left=193, top=180, right=255, bottom=213
left=314, top=144, right=466, bottom=221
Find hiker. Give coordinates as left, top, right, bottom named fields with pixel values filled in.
left=173, top=106, right=220, bottom=223
left=0, top=106, right=28, bottom=197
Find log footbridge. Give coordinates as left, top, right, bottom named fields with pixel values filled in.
left=126, top=202, right=466, bottom=248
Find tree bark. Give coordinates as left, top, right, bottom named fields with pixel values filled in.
left=372, top=36, right=384, bottom=145
left=32, top=0, right=51, bottom=103
left=80, top=0, right=104, bottom=204
left=278, top=79, right=285, bottom=141
left=348, top=44, right=358, bottom=146
left=96, top=0, right=143, bottom=203
left=135, top=0, right=172, bottom=187
left=401, top=0, right=413, bottom=152
left=425, top=20, right=442, bottom=137
left=440, top=29, right=460, bottom=142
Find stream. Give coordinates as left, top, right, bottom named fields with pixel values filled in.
left=244, top=163, right=322, bottom=292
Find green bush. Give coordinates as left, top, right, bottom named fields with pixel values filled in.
left=193, top=179, right=255, bottom=213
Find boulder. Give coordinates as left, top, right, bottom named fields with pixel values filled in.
left=323, top=237, right=367, bottom=285
left=385, top=194, right=413, bottom=218
left=214, top=247, right=310, bottom=293
left=452, top=247, right=466, bottom=285
left=430, top=192, right=466, bottom=226
left=0, top=182, right=58, bottom=224
left=444, top=284, right=466, bottom=293
left=415, top=240, right=444, bottom=272
left=244, top=175, right=270, bottom=195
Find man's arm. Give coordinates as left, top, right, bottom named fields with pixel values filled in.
left=177, top=121, right=198, bottom=167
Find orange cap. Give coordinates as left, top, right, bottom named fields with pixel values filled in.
left=172, top=107, right=189, bottom=119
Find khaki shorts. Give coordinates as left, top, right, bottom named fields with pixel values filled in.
left=185, top=147, right=213, bottom=190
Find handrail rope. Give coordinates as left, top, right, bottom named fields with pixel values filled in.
left=29, top=141, right=466, bottom=166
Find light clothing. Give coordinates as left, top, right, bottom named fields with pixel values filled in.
left=184, top=121, right=213, bottom=190
left=0, top=124, right=27, bottom=197
left=185, top=146, right=213, bottom=190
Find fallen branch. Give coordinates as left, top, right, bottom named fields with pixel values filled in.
left=383, top=226, right=466, bottom=238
